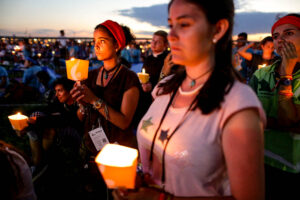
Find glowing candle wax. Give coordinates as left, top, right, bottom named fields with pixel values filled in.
left=95, top=144, right=138, bottom=189
left=137, top=68, right=150, bottom=84
left=8, top=112, right=28, bottom=131
left=66, top=58, right=89, bottom=81
left=258, top=64, right=266, bottom=69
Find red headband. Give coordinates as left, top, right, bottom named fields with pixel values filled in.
left=271, top=15, right=300, bottom=34
left=101, top=20, right=126, bottom=50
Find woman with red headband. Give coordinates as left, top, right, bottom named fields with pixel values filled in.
left=250, top=13, right=300, bottom=200
left=70, top=20, right=140, bottom=198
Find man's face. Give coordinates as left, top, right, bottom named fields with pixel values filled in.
left=151, top=35, right=167, bottom=54
left=237, top=36, right=247, bottom=48
left=55, top=84, right=70, bottom=103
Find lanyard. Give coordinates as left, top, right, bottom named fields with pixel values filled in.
left=149, top=87, right=196, bottom=187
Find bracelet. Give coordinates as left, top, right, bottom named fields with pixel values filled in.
left=93, top=98, right=104, bottom=110
left=160, top=72, right=166, bottom=79
left=279, top=78, right=292, bottom=86
left=79, top=107, right=85, bottom=115
left=159, top=192, right=173, bottom=200
left=78, top=104, right=87, bottom=115
left=280, top=75, right=293, bottom=80
left=104, top=104, right=109, bottom=120
left=278, top=91, right=294, bottom=96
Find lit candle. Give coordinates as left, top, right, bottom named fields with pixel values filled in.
left=14, top=45, right=21, bottom=51
left=258, top=64, right=266, bottom=69
left=95, top=144, right=138, bottom=189
left=137, top=68, right=150, bottom=84
left=66, top=58, right=89, bottom=81
left=8, top=112, right=28, bottom=131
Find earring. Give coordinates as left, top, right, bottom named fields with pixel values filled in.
left=212, top=38, right=217, bottom=44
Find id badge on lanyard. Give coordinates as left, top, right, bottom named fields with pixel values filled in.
left=88, top=118, right=109, bottom=151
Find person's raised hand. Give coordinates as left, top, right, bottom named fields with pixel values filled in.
left=70, top=83, right=98, bottom=105
left=142, top=82, right=152, bottom=93
left=279, top=40, right=298, bottom=75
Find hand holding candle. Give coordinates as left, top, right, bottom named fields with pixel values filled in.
left=137, top=68, right=150, bottom=84
left=95, top=144, right=138, bottom=189
left=8, top=112, right=29, bottom=131
left=66, top=58, right=89, bottom=81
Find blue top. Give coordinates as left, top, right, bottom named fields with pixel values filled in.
left=0, top=66, right=9, bottom=87
left=232, top=47, right=254, bottom=80
left=22, top=65, right=42, bottom=90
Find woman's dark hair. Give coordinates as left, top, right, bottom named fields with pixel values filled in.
left=159, top=0, right=238, bottom=114
left=94, top=23, right=135, bottom=55
left=260, top=36, right=273, bottom=46
left=276, top=13, right=300, bottom=21
left=287, top=13, right=300, bottom=18
left=121, top=25, right=135, bottom=46
left=53, top=77, right=74, bottom=92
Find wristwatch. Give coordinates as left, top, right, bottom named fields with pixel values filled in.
left=93, top=98, right=103, bottom=110
left=280, top=78, right=292, bottom=86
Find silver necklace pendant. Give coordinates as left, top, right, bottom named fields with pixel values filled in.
left=190, top=80, right=196, bottom=87
left=104, top=71, right=109, bottom=79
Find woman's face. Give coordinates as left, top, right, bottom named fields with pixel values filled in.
left=272, top=23, right=300, bottom=58
left=55, top=84, right=70, bottom=103
left=93, top=28, right=118, bottom=61
left=168, top=0, right=214, bottom=66
left=261, top=41, right=274, bottom=55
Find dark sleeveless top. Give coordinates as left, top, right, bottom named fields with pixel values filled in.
left=82, top=65, right=140, bottom=155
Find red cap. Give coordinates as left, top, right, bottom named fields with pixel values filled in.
left=271, top=15, right=300, bottom=34
left=101, top=20, right=126, bottom=50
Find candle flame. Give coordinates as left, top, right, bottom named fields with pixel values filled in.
left=8, top=112, right=28, bottom=120
left=95, top=144, right=138, bottom=167
left=71, top=57, right=75, bottom=61
left=142, top=68, right=146, bottom=73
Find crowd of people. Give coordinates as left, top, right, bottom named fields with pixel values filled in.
left=0, top=30, right=153, bottom=103
left=1, top=0, right=300, bottom=199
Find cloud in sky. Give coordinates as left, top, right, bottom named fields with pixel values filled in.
left=0, top=0, right=295, bottom=38
left=118, top=3, right=288, bottom=35
left=234, top=12, right=287, bottom=34
left=119, top=4, right=169, bottom=27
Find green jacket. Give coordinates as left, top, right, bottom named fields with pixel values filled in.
left=250, top=60, right=300, bottom=173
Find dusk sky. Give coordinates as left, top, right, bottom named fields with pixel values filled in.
left=0, top=0, right=299, bottom=40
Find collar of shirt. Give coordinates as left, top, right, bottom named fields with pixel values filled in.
left=153, top=51, right=164, bottom=58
